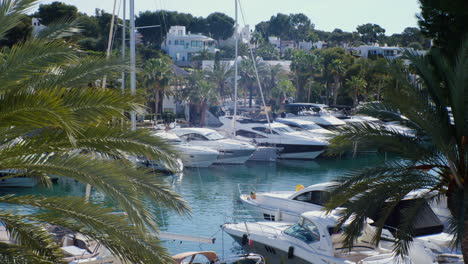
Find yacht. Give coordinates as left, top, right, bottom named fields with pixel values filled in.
left=154, top=131, right=219, bottom=168
left=223, top=210, right=411, bottom=264
left=238, top=183, right=461, bottom=264
left=219, top=116, right=328, bottom=160
left=275, top=118, right=335, bottom=140
left=282, top=103, right=347, bottom=128
left=171, top=127, right=256, bottom=164
left=0, top=170, right=37, bottom=188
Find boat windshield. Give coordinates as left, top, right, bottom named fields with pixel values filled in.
left=273, top=127, right=295, bottom=133
left=204, top=132, right=225, bottom=140
left=301, top=123, right=322, bottom=130
left=284, top=218, right=320, bottom=244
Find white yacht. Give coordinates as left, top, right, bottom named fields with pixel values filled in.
left=223, top=210, right=411, bottom=264
left=171, top=127, right=256, bottom=164
left=275, top=118, right=335, bottom=140
left=239, top=183, right=461, bottom=264
left=282, top=103, right=347, bottom=128
left=219, top=116, right=328, bottom=160
left=154, top=131, right=219, bottom=168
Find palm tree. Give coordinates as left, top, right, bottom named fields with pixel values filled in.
left=345, top=76, right=367, bottom=107
left=328, top=58, right=346, bottom=105
left=239, top=57, right=267, bottom=108
left=143, top=57, right=173, bottom=121
left=207, top=61, right=233, bottom=102
left=0, top=1, right=189, bottom=263
left=180, top=70, right=218, bottom=126
left=325, top=43, right=468, bottom=261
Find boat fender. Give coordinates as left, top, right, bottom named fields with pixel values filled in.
left=241, top=234, right=248, bottom=245
left=288, top=246, right=294, bottom=259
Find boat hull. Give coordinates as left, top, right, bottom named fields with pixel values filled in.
left=180, top=153, right=218, bottom=167
left=214, top=149, right=255, bottom=164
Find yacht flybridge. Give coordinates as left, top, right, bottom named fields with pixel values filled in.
left=275, top=118, right=336, bottom=140
left=171, top=127, right=256, bottom=164
left=283, top=103, right=347, bottom=128
left=154, top=131, right=219, bottom=168
left=223, top=210, right=411, bottom=264
left=219, top=116, right=328, bottom=160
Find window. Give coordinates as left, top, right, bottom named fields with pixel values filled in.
left=174, top=40, right=179, bottom=45
left=236, top=130, right=266, bottom=139
left=204, top=132, right=225, bottom=140
left=180, top=40, right=185, bottom=46
left=284, top=219, right=320, bottom=244
left=293, top=191, right=331, bottom=206
left=252, top=127, right=278, bottom=135
left=273, top=127, right=294, bottom=133
left=180, top=133, right=208, bottom=141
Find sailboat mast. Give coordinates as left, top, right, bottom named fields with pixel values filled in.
left=232, top=0, right=238, bottom=136
left=129, top=0, right=136, bottom=130
left=121, top=0, right=126, bottom=93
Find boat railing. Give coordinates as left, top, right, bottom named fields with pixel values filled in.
left=237, top=183, right=295, bottom=196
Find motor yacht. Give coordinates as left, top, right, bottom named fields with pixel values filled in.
left=171, top=127, right=256, bottom=165
left=154, top=131, right=219, bottom=168
left=238, top=183, right=461, bottom=264
left=172, top=251, right=264, bottom=264
left=223, top=210, right=411, bottom=264
left=275, top=118, right=335, bottom=140
left=282, top=103, right=347, bottom=129
left=219, top=116, right=328, bottom=160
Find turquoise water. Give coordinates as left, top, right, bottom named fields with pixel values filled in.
left=0, top=154, right=389, bottom=259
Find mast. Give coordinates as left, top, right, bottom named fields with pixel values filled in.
left=121, top=0, right=126, bottom=93
left=129, top=0, right=136, bottom=130
left=232, top=0, right=238, bottom=136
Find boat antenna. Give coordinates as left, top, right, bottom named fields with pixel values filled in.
left=232, top=0, right=239, bottom=136
left=237, top=0, right=273, bottom=135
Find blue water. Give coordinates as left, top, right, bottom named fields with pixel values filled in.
left=0, top=154, right=389, bottom=259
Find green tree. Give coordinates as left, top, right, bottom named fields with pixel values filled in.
left=181, top=70, right=218, bottom=126
left=143, top=57, right=174, bottom=120
left=325, top=44, right=468, bottom=261
left=206, top=12, right=234, bottom=41
left=356, top=23, right=386, bottom=44
left=272, top=79, right=295, bottom=107
left=0, top=1, right=188, bottom=262
left=328, top=59, right=346, bottom=105
left=345, top=76, right=367, bottom=106
left=290, top=50, right=322, bottom=100
left=417, top=0, right=468, bottom=56
left=37, top=1, right=78, bottom=25
left=207, top=61, right=233, bottom=101
left=0, top=14, right=31, bottom=47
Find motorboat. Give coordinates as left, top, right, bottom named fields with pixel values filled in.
left=0, top=226, right=119, bottom=264
left=171, top=127, right=256, bottom=165
left=0, top=170, right=42, bottom=188
left=282, top=103, right=347, bottom=128
left=154, top=131, right=219, bottom=168
left=223, top=210, right=411, bottom=264
left=219, top=116, right=328, bottom=160
left=238, top=183, right=461, bottom=263
left=275, top=118, right=335, bottom=140
left=172, top=251, right=265, bottom=264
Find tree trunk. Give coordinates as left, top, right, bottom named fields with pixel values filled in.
left=200, top=101, right=208, bottom=127
left=333, top=77, right=340, bottom=106
left=154, top=88, right=159, bottom=121
left=249, top=82, right=253, bottom=108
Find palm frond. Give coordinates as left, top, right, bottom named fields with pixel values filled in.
left=0, top=195, right=174, bottom=264
left=0, top=0, right=37, bottom=40
left=0, top=242, right=56, bottom=264
left=0, top=212, right=63, bottom=262
left=34, top=18, right=81, bottom=40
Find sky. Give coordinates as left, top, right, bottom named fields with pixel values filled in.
left=36, top=0, right=421, bottom=35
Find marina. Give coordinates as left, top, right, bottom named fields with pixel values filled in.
left=0, top=155, right=390, bottom=257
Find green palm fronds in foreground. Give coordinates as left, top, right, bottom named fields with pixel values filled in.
left=325, top=42, right=468, bottom=260
left=0, top=0, right=189, bottom=263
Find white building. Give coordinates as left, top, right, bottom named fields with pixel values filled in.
left=162, top=26, right=218, bottom=63
left=298, top=40, right=327, bottom=51
left=348, top=45, right=404, bottom=59
left=219, top=25, right=251, bottom=47
left=32, top=18, right=46, bottom=36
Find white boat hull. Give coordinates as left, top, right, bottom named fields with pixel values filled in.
left=278, top=150, right=323, bottom=160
